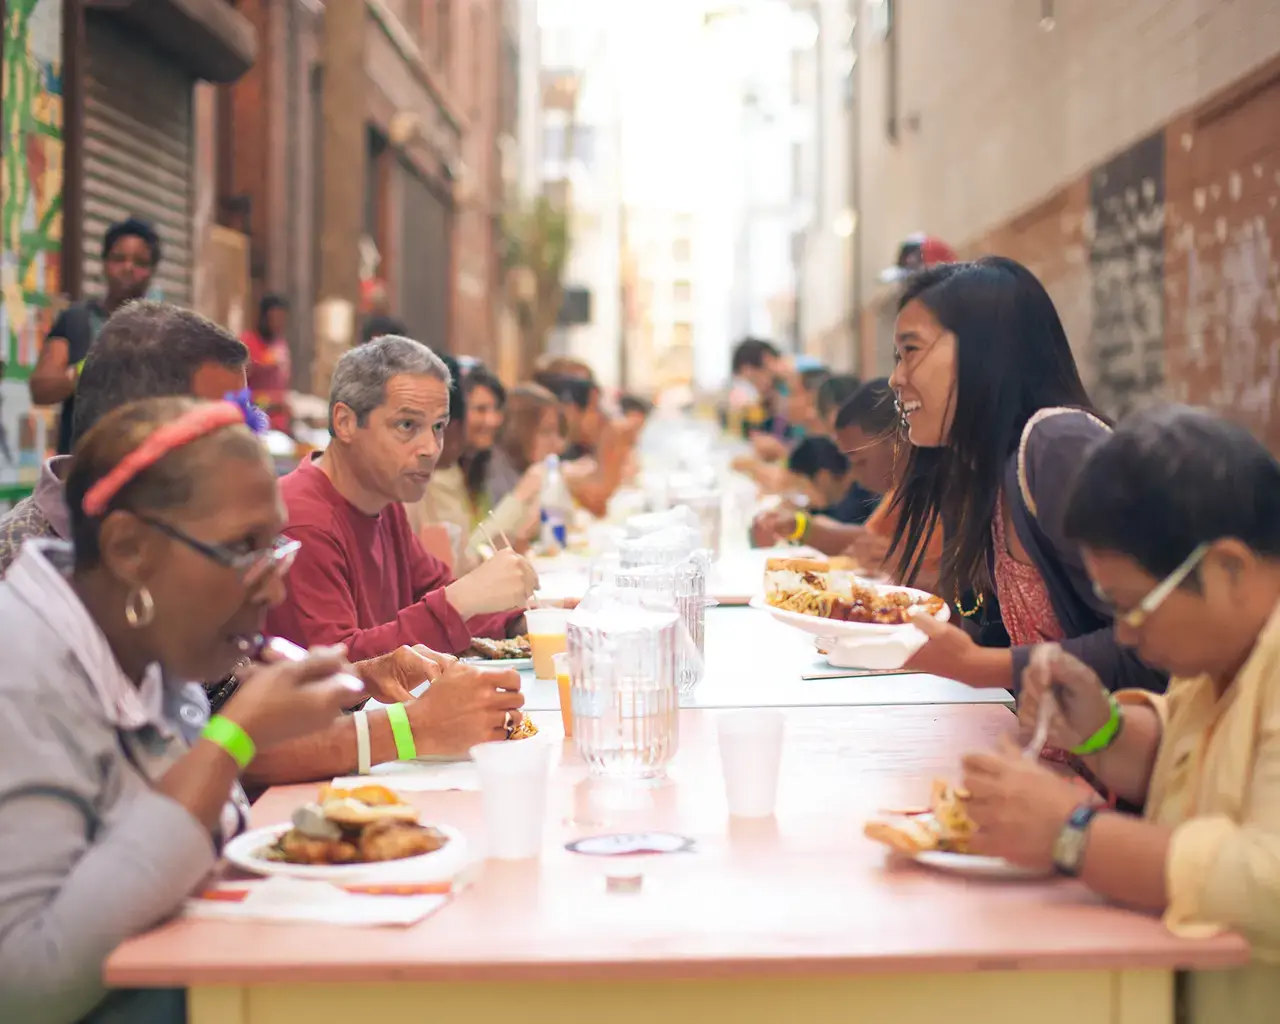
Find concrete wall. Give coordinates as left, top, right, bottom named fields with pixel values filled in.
left=853, top=0, right=1280, bottom=442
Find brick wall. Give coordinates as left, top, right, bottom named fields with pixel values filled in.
left=449, top=0, right=502, bottom=365
left=855, top=0, right=1280, bottom=439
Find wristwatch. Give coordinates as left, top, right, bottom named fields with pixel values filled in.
left=1052, top=804, right=1100, bottom=877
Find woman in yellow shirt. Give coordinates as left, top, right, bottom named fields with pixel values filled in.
left=957, top=405, right=1280, bottom=1022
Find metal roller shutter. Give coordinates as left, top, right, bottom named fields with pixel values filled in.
left=398, top=159, right=453, bottom=353
left=82, top=13, right=194, bottom=308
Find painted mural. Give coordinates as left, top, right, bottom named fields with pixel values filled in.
left=0, top=0, right=62, bottom=502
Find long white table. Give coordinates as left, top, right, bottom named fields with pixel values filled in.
left=514, top=605, right=1013, bottom=711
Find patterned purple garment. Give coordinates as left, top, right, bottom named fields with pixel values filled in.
left=0, top=498, right=57, bottom=576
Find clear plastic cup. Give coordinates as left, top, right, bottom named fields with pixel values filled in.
left=469, top=738, right=553, bottom=860
left=552, top=651, right=574, bottom=737
left=717, top=711, right=785, bottom=818
left=525, top=607, right=569, bottom=679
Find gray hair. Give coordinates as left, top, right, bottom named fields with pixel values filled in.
left=328, top=334, right=451, bottom=435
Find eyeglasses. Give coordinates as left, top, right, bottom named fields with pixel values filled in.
left=1094, top=542, right=1210, bottom=630
left=137, top=514, right=300, bottom=587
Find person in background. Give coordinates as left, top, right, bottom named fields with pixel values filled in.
left=534, top=355, right=594, bottom=381
left=889, top=257, right=1164, bottom=695
left=963, top=406, right=1280, bottom=1023
left=751, top=380, right=893, bottom=548
left=816, top=373, right=861, bottom=434
left=784, top=367, right=831, bottom=438
left=486, top=383, right=563, bottom=511
left=782, top=437, right=856, bottom=512
left=267, top=336, right=538, bottom=660
left=878, top=232, right=959, bottom=285
left=241, top=293, right=293, bottom=434
left=0, top=396, right=361, bottom=1024
left=460, top=366, right=507, bottom=520
left=534, top=372, right=636, bottom=517
left=618, top=394, right=653, bottom=482
left=534, top=372, right=603, bottom=462
left=359, top=315, right=408, bottom=345
left=29, top=216, right=161, bottom=455
left=619, top=393, right=653, bottom=433
left=0, top=302, right=250, bottom=575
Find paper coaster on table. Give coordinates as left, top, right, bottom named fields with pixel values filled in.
left=566, top=832, right=695, bottom=856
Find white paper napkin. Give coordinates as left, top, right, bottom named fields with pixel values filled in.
left=332, top=760, right=482, bottom=790
left=186, top=878, right=449, bottom=927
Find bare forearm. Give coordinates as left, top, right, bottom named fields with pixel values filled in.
left=29, top=374, right=74, bottom=405
left=156, top=741, right=242, bottom=832
left=802, top=517, right=863, bottom=556
left=1083, top=706, right=1161, bottom=806
left=957, top=646, right=1015, bottom=689
left=1078, top=811, right=1172, bottom=913
left=245, top=711, right=395, bottom=786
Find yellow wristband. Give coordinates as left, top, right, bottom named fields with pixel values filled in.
left=202, top=715, right=256, bottom=770
left=787, top=511, right=809, bottom=544
left=385, top=702, right=417, bottom=761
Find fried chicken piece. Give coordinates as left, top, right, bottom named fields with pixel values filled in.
left=317, top=783, right=404, bottom=807
left=276, top=830, right=361, bottom=865
left=357, top=819, right=450, bottom=862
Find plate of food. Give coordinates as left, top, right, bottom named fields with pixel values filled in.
left=752, top=556, right=949, bottom=638
left=463, top=635, right=533, bottom=671
left=864, top=779, right=1051, bottom=880
left=223, top=784, right=470, bottom=881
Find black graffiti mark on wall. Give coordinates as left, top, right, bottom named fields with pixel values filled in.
left=1088, top=130, right=1166, bottom=417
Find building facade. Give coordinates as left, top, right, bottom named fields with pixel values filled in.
left=536, top=0, right=624, bottom=388
left=221, top=0, right=491, bottom=394
left=851, top=0, right=1280, bottom=447
left=0, top=0, right=256, bottom=504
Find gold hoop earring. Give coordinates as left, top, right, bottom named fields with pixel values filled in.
left=125, top=586, right=155, bottom=629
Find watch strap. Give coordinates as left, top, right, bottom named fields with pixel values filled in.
left=1052, top=803, right=1099, bottom=877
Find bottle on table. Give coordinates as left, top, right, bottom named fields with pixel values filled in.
left=540, top=454, right=571, bottom=551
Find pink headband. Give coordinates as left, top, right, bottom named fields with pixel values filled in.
left=82, top=402, right=248, bottom=517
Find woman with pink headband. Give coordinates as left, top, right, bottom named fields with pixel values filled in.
left=0, top=395, right=362, bottom=1023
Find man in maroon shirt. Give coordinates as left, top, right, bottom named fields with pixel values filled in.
left=267, top=335, right=536, bottom=658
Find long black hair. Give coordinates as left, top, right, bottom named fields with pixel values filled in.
left=461, top=367, right=507, bottom=505
left=889, top=256, right=1100, bottom=595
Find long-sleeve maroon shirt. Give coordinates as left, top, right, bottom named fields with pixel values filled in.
left=265, top=457, right=517, bottom=659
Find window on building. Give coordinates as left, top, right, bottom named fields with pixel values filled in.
left=671, top=322, right=693, bottom=348
left=542, top=124, right=596, bottom=168
left=672, top=237, right=691, bottom=261
left=673, top=280, right=692, bottom=303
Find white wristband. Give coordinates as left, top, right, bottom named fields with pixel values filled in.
left=354, top=710, right=372, bottom=775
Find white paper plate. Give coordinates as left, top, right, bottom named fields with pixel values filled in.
left=224, top=822, right=470, bottom=882
left=911, top=850, right=1052, bottom=880
left=749, top=589, right=950, bottom=638
left=462, top=656, right=533, bottom=672
left=814, top=633, right=927, bottom=670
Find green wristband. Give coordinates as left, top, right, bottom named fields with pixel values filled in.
left=202, top=715, right=256, bottom=770
left=386, top=702, right=418, bottom=761
left=1070, top=693, right=1123, bottom=756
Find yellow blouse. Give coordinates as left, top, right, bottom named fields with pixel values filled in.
left=405, top=465, right=537, bottom=573
left=1121, top=601, right=1280, bottom=1021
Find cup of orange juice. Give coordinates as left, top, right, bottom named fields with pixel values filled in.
left=552, top=652, right=573, bottom=737
left=525, top=607, right=569, bottom=680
